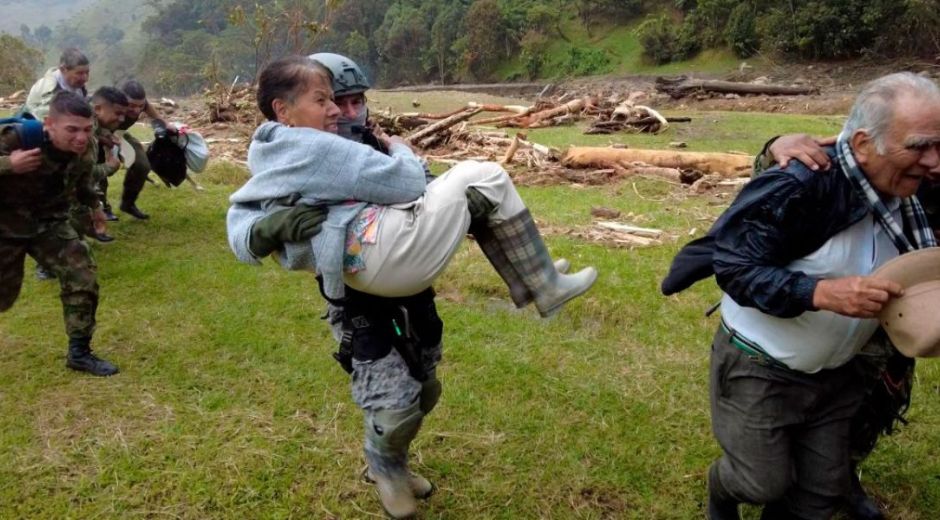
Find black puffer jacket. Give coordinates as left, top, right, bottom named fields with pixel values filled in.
left=662, top=147, right=876, bottom=318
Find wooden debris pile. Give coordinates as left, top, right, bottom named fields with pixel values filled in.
left=197, top=82, right=261, bottom=126
left=584, top=92, right=691, bottom=135
left=0, top=90, right=26, bottom=110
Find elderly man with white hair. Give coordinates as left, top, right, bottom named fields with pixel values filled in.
left=662, top=72, right=940, bottom=519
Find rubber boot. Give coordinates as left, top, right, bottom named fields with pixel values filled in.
left=467, top=189, right=573, bottom=308
left=708, top=463, right=740, bottom=520
left=66, top=337, right=119, bottom=376
left=364, top=403, right=425, bottom=518
left=844, top=470, right=884, bottom=520
left=489, top=209, right=596, bottom=317
left=365, top=468, right=434, bottom=500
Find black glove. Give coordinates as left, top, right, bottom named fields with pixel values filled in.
left=248, top=204, right=328, bottom=258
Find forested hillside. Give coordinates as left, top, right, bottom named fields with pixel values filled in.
left=2, top=0, right=939, bottom=96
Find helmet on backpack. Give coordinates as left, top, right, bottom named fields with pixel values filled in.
left=308, top=52, right=370, bottom=97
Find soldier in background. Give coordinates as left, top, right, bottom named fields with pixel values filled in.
left=116, top=80, right=168, bottom=220
left=89, top=87, right=129, bottom=229
left=0, top=91, right=118, bottom=376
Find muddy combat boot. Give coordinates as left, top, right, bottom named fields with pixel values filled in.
left=489, top=209, right=597, bottom=317
left=365, top=467, right=434, bottom=499
left=66, top=337, right=119, bottom=376
left=364, top=403, right=426, bottom=518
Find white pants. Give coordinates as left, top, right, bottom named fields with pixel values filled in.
left=344, top=161, right=525, bottom=297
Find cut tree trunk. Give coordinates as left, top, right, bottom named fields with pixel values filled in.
left=655, top=76, right=819, bottom=99
left=562, top=146, right=753, bottom=178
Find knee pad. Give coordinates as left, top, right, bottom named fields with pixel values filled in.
left=419, top=370, right=442, bottom=415
left=365, top=401, right=425, bottom=455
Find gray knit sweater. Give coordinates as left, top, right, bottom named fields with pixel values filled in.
left=227, top=122, right=426, bottom=298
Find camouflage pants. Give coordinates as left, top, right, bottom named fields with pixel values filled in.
left=0, top=223, right=99, bottom=339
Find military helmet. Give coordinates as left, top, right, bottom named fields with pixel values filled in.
left=308, top=52, right=370, bottom=97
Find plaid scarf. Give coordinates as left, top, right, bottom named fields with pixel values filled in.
left=836, top=132, right=937, bottom=253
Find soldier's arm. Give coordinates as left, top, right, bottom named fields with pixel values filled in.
left=0, top=129, right=41, bottom=176
left=0, top=129, right=17, bottom=175
left=75, top=144, right=102, bottom=209
left=90, top=132, right=121, bottom=180
left=753, top=134, right=836, bottom=174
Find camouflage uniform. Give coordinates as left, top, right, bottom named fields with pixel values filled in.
left=0, top=125, right=100, bottom=340
left=115, top=111, right=154, bottom=211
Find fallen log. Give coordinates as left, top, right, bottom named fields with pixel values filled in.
left=406, top=107, right=482, bottom=145
left=519, top=97, right=590, bottom=127
left=655, top=76, right=819, bottom=99
left=562, top=146, right=753, bottom=178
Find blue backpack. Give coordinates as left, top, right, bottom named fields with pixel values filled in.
left=0, top=112, right=44, bottom=150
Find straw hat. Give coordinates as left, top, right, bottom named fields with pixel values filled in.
left=873, top=247, right=940, bottom=358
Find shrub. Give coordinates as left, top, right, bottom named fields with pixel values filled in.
left=637, top=14, right=679, bottom=65
left=725, top=3, right=759, bottom=58
left=561, top=46, right=611, bottom=76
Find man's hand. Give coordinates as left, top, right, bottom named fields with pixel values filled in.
left=249, top=204, right=328, bottom=258
left=10, top=148, right=42, bottom=174
left=812, top=276, right=904, bottom=318
left=768, top=134, right=837, bottom=171
left=97, top=134, right=117, bottom=148
left=104, top=147, right=121, bottom=170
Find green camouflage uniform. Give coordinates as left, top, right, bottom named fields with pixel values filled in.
left=0, top=125, right=101, bottom=339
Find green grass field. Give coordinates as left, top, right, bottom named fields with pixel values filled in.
left=1, top=104, right=939, bottom=519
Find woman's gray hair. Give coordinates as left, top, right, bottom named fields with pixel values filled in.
left=843, top=72, right=940, bottom=153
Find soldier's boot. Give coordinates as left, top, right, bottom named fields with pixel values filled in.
left=466, top=188, right=576, bottom=308
left=364, top=371, right=442, bottom=500
left=365, top=469, right=434, bottom=500
left=102, top=201, right=119, bottom=222
left=120, top=200, right=150, bottom=220
left=364, top=402, right=425, bottom=518
left=707, top=463, right=740, bottom=520
left=66, top=337, right=119, bottom=376
left=844, top=470, right=885, bottom=520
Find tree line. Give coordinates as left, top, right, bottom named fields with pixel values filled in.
left=2, top=0, right=938, bottom=96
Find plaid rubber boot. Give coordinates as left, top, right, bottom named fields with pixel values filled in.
left=467, top=189, right=572, bottom=307
left=489, top=209, right=597, bottom=317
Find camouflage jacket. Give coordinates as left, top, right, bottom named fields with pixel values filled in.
left=0, top=125, right=98, bottom=238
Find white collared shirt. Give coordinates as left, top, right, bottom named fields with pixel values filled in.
left=721, top=200, right=901, bottom=373
left=54, top=69, right=84, bottom=96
